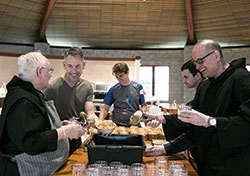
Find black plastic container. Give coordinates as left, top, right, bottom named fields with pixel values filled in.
left=85, top=134, right=146, bottom=164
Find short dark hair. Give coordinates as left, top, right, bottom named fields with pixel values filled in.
left=112, top=63, right=129, bottom=75
left=64, top=47, right=84, bottom=61
left=181, top=60, right=203, bottom=78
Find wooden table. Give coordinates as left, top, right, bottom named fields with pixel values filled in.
left=54, top=141, right=198, bottom=176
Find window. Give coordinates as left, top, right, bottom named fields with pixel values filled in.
left=246, top=66, right=250, bottom=71
left=139, top=67, right=152, bottom=97
left=139, top=66, right=169, bottom=101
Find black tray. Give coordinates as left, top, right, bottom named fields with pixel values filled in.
left=85, top=134, right=146, bottom=165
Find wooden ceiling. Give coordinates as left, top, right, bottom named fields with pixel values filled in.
left=0, top=0, right=250, bottom=49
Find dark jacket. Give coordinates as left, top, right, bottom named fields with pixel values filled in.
left=0, top=76, right=58, bottom=176
left=162, top=80, right=204, bottom=141
left=165, top=58, right=250, bottom=176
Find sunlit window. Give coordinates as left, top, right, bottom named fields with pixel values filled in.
left=139, top=66, right=169, bottom=101
left=246, top=66, right=250, bottom=71
left=155, top=67, right=169, bottom=100
left=139, top=67, right=152, bottom=97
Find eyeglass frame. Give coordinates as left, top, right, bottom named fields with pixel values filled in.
left=192, top=50, right=215, bottom=64
left=41, top=67, right=54, bottom=74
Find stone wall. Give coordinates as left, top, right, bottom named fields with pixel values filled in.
left=1, top=42, right=250, bottom=103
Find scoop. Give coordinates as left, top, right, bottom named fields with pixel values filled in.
left=79, top=111, right=95, bottom=127
left=130, top=115, right=140, bottom=125
left=79, top=111, right=87, bottom=122
left=130, top=114, right=150, bottom=125
left=86, top=118, right=95, bottom=126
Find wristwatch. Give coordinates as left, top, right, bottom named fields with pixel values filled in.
left=209, top=117, right=217, bottom=127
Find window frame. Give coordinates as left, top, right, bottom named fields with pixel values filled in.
left=139, top=65, right=169, bottom=100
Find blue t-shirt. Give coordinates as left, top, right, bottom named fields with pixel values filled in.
left=104, top=81, right=145, bottom=126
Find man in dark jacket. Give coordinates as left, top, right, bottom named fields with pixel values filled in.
left=146, top=40, right=250, bottom=176
left=0, top=52, right=84, bottom=176
left=147, top=59, right=204, bottom=173
left=162, top=60, right=204, bottom=141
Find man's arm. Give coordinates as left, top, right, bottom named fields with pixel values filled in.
left=163, top=114, right=190, bottom=141
left=140, top=103, right=147, bottom=113
left=99, top=104, right=111, bottom=121
left=85, top=101, right=100, bottom=125
left=145, top=131, right=196, bottom=156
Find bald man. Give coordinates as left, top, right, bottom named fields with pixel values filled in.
left=146, top=40, right=250, bottom=176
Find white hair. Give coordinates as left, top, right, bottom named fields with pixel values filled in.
left=18, top=52, right=46, bottom=80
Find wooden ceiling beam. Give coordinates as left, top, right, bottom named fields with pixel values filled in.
left=40, top=0, right=57, bottom=39
left=185, top=0, right=196, bottom=44
left=0, top=52, right=141, bottom=61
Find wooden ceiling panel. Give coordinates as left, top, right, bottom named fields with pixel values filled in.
left=0, top=0, right=46, bottom=44
left=192, top=0, right=250, bottom=47
left=44, top=0, right=188, bottom=48
left=1, top=0, right=250, bottom=48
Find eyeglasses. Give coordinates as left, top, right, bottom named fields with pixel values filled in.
left=192, top=51, right=215, bottom=64
left=41, top=67, right=54, bottom=74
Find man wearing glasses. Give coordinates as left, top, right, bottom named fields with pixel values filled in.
left=0, top=52, right=84, bottom=175
left=146, top=40, right=250, bottom=175
left=99, top=62, right=147, bottom=126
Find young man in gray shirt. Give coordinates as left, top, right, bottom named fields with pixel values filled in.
left=44, top=47, right=99, bottom=155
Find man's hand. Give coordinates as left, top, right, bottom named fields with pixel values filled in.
left=63, top=124, right=85, bottom=139
left=87, top=114, right=101, bottom=127
left=61, top=120, right=71, bottom=126
left=145, top=145, right=166, bottom=156
left=57, top=124, right=85, bottom=141
left=143, top=112, right=166, bottom=125
left=133, top=110, right=143, bottom=118
left=178, top=109, right=209, bottom=127
left=146, top=119, right=161, bottom=128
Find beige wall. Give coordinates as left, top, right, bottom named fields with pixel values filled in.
left=0, top=56, right=137, bottom=86
left=1, top=44, right=250, bottom=103
left=81, top=60, right=136, bottom=84
left=0, top=56, right=18, bottom=84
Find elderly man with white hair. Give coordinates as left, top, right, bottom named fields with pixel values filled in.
left=0, top=52, right=84, bottom=176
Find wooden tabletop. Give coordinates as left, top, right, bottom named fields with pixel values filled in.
left=54, top=141, right=198, bottom=176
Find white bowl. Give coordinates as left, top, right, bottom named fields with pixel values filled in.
left=96, top=121, right=116, bottom=134
left=145, top=111, right=164, bottom=116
